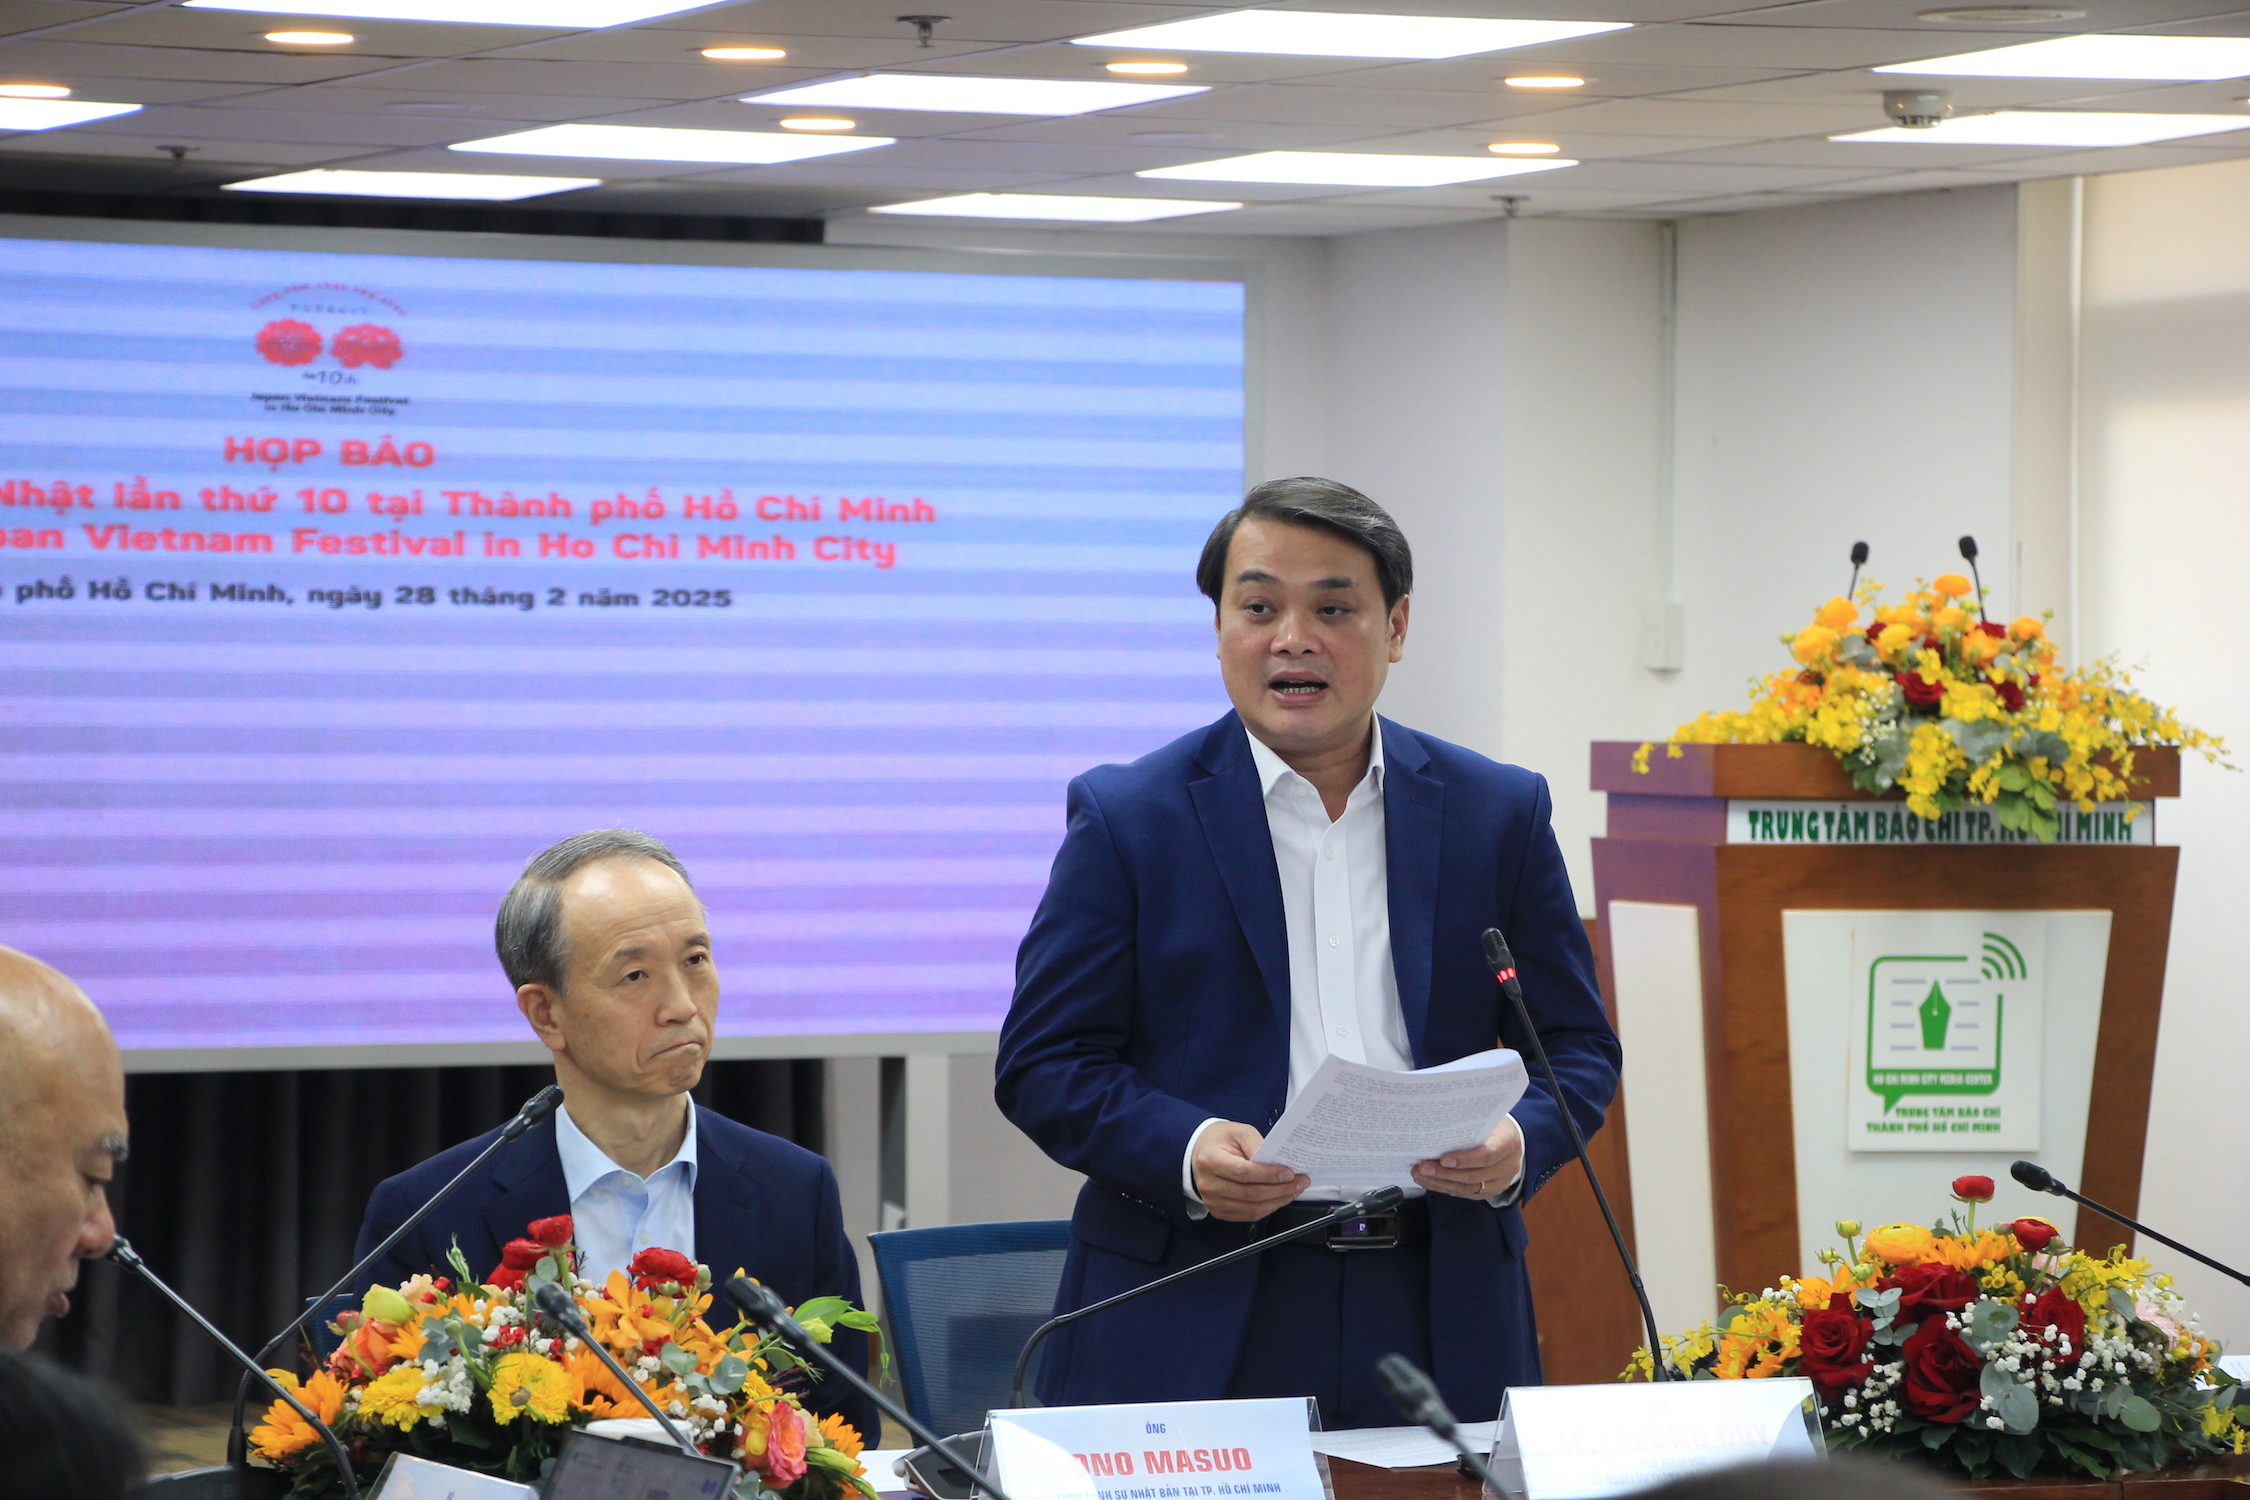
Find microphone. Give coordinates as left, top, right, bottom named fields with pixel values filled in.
left=109, top=1236, right=362, bottom=1500
left=1008, top=1184, right=1406, bottom=1410
left=228, top=1084, right=564, bottom=1465
left=530, top=1282, right=702, bottom=1460
left=1482, top=928, right=1672, bottom=1381
left=2009, top=1161, right=2250, bottom=1288
left=1959, top=535, right=1989, bottom=623
left=1375, top=1353, right=1504, bottom=1492
left=724, top=1276, right=1016, bottom=1500
left=1847, top=540, right=1869, bottom=598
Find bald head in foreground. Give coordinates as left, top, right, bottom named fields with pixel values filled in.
left=0, top=947, right=127, bottom=1349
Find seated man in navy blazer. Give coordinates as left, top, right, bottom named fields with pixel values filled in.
left=997, top=478, right=1621, bottom=1428
left=354, top=829, right=879, bottom=1443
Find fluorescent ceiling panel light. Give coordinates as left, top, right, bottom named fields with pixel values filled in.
left=266, top=30, right=354, bottom=44
left=1488, top=141, right=1561, bottom=153
left=744, top=73, right=1205, bottom=115
left=1073, top=11, right=1629, bottom=60
left=184, top=0, right=706, bottom=24
left=1875, top=34, right=2250, bottom=78
left=702, top=46, right=787, bottom=60
left=1107, top=61, right=1190, bottom=74
left=1504, top=74, right=1586, bottom=87
left=778, top=116, right=855, bottom=130
left=1834, top=109, right=2250, bottom=144
left=1140, top=150, right=1573, bottom=185
left=451, top=123, right=891, bottom=163
left=225, top=169, right=599, bottom=200
left=869, top=193, right=1242, bottom=221
left=0, top=83, right=71, bottom=98
left=0, top=98, right=140, bottom=130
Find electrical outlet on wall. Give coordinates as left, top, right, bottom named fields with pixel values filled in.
left=1641, top=602, right=1684, bottom=672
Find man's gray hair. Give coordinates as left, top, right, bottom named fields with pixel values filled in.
left=494, top=829, right=696, bottom=993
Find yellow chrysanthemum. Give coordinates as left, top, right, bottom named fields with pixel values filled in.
left=1863, top=1223, right=1937, bottom=1265
left=250, top=1369, right=347, bottom=1460
left=358, top=1365, right=433, bottom=1432
left=1927, top=1231, right=2015, bottom=1272
left=490, top=1352, right=573, bottom=1425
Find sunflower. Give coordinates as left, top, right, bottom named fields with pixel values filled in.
left=490, top=1351, right=572, bottom=1425
left=358, top=1365, right=433, bottom=1431
left=249, top=1369, right=347, bottom=1460
left=818, top=1411, right=866, bottom=1468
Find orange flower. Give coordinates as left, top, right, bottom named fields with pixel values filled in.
left=250, top=1369, right=347, bottom=1461
left=2009, top=615, right=2045, bottom=642
left=1863, top=1223, right=1937, bottom=1265
left=818, top=1411, right=866, bottom=1470
left=1816, top=596, right=1858, bottom=630
left=1933, top=573, right=1972, bottom=599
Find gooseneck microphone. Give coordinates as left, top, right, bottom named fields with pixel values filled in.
left=110, top=1236, right=363, bottom=1500
left=1375, top=1353, right=1504, bottom=1492
left=530, top=1282, right=703, bottom=1459
left=1008, top=1183, right=1407, bottom=1410
left=227, top=1084, right=565, bottom=1465
left=724, top=1276, right=1015, bottom=1500
left=2010, top=1160, right=2250, bottom=1287
left=1483, top=928, right=1672, bottom=1381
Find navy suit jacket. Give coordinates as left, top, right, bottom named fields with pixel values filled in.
left=995, top=712, right=1621, bottom=1422
left=352, top=1104, right=880, bottom=1444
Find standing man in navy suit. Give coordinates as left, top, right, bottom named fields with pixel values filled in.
left=353, top=830, right=879, bottom=1444
left=997, top=478, right=1621, bottom=1428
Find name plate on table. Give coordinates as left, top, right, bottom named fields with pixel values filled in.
left=986, top=1398, right=1328, bottom=1500
left=366, top=1452, right=537, bottom=1500
left=1489, top=1379, right=1822, bottom=1500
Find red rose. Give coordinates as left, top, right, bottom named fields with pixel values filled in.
left=1797, top=1293, right=1876, bottom=1400
left=1880, top=1262, right=1980, bottom=1328
left=528, top=1215, right=575, bottom=1250
left=2009, top=1218, right=2059, bottom=1252
left=499, top=1238, right=545, bottom=1271
left=1996, top=679, right=2026, bottom=713
left=764, top=1400, right=807, bottom=1487
left=2019, top=1287, right=2087, bottom=1357
left=1898, top=669, right=1944, bottom=708
left=1951, top=1175, right=1994, bottom=1203
left=1900, top=1318, right=1985, bottom=1423
left=628, top=1247, right=697, bottom=1290
left=487, top=1265, right=526, bottom=1292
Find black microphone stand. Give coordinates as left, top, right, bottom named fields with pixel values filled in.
left=725, top=1276, right=1017, bottom=1500
left=1483, top=928, right=1674, bottom=1380
left=1009, top=1185, right=1407, bottom=1409
left=227, top=1084, right=563, bottom=1465
left=2011, top=1160, right=2250, bottom=1287
left=529, top=1282, right=704, bottom=1458
left=110, top=1237, right=362, bottom=1500
left=1374, top=1353, right=1504, bottom=1492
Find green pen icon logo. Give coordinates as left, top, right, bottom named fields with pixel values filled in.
left=1865, top=932, right=2021, bottom=1113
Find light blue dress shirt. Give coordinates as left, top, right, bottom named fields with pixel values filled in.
left=554, top=1101, right=699, bottom=1281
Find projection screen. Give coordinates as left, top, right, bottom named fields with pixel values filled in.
left=0, top=222, right=1244, bottom=1066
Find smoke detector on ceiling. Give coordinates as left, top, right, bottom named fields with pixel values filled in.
left=1883, top=88, right=1955, bottom=127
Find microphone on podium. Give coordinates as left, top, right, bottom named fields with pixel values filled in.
left=227, top=1084, right=565, bottom=1466
left=1482, top=928, right=1673, bottom=1380
left=1375, top=1354, right=1504, bottom=1492
left=109, top=1235, right=362, bottom=1500
left=2009, top=1160, right=2250, bottom=1288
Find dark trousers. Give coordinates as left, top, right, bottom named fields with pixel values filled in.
left=1221, top=1236, right=1435, bottom=1430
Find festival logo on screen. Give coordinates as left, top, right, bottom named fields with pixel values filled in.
left=248, top=282, right=410, bottom=416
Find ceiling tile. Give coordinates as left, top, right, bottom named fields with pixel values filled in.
left=1498, top=22, right=2013, bottom=68
left=47, top=9, right=560, bottom=54
left=0, top=1, right=131, bottom=36
left=1104, top=83, right=1533, bottom=127
left=639, top=0, right=1204, bottom=44
left=0, top=39, right=394, bottom=84
left=0, top=131, right=357, bottom=165
left=1694, top=0, right=2248, bottom=30
left=1509, top=95, right=1879, bottom=133
left=1320, top=56, right=1817, bottom=97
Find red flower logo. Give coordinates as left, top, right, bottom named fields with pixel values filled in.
left=628, top=1246, right=697, bottom=1291
left=332, top=323, right=403, bottom=369
left=256, top=318, right=322, bottom=367
left=1797, top=1293, right=1876, bottom=1400
left=1900, top=1318, right=1985, bottom=1422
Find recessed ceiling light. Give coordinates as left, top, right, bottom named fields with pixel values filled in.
left=1073, top=11, right=1630, bottom=60
left=185, top=0, right=708, bottom=23
left=1916, top=5, right=2082, bottom=19
left=1503, top=74, right=1586, bottom=88
left=451, top=123, right=893, bottom=163
left=1488, top=140, right=1561, bottom=153
left=1140, top=150, right=1574, bottom=185
left=0, top=83, right=71, bottom=98
left=778, top=116, right=855, bottom=131
left=265, top=30, right=354, bottom=44
left=1106, top=60, right=1189, bottom=75
left=1833, top=109, right=2250, bottom=145
left=869, top=192, right=1243, bottom=221
left=225, top=169, right=600, bottom=199
left=744, top=74, right=1206, bottom=115
left=1875, top=35, right=2250, bottom=79
left=701, top=45, right=788, bottom=61
left=0, top=98, right=140, bottom=130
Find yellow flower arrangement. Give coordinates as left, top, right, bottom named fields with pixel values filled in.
left=359, top=1365, right=435, bottom=1431
left=489, top=1350, right=572, bottom=1425
left=1634, top=571, right=2226, bottom=840
left=248, top=1369, right=347, bottom=1461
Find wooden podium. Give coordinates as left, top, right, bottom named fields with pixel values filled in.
left=1583, top=741, right=2181, bottom=1308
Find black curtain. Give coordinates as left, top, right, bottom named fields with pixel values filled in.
left=37, top=1059, right=824, bottom=1405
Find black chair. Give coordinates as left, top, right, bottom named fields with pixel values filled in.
left=868, top=1220, right=1071, bottom=1437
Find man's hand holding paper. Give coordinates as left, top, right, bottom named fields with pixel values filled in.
left=1250, top=1049, right=1530, bottom=1199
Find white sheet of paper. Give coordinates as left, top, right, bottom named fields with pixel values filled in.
left=1310, top=1421, right=1497, bottom=1469
left=1253, top=1048, right=1529, bottom=1196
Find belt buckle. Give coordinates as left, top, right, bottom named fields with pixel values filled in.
left=1324, top=1211, right=1400, bottom=1251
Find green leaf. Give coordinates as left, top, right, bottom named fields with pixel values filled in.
left=2121, top=1395, right=2163, bottom=1433
left=1997, top=762, right=2030, bottom=792
left=1993, top=1432, right=2042, bottom=1479
left=1921, top=1423, right=1952, bottom=1450
left=1995, top=1383, right=2041, bottom=1434
left=711, top=1354, right=748, bottom=1396
left=836, top=1309, right=880, bottom=1332
left=2109, top=1289, right=2137, bottom=1325
left=794, top=1296, right=855, bottom=1325
left=659, top=1342, right=698, bottom=1377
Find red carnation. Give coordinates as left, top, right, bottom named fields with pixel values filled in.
left=628, top=1246, right=697, bottom=1291
left=1880, top=1262, right=1980, bottom=1329
left=2009, top=1218, right=2060, bottom=1252
left=499, top=1238, right=545, bottom=1271
left=331, top=323, right=403, bottom=370
left=1952, top=1175, right=1995, bottom=1204
left=1797, top=1293, right=1876, bottom=1400
left=1900, top=1318, right=1985, bottom=1423
left=529, top=1215, right=575, bottom=1250
left=2019, top=1287, right=2087, bottom=1357
left=255, top=318, right=321, bottom=367
left=1898, top=669, right=1944, bottom=709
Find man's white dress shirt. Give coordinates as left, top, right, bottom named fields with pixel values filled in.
left=555, top=1100, right=698, bottom=1280
left=1181, top=724, right=1520, bottom=1213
